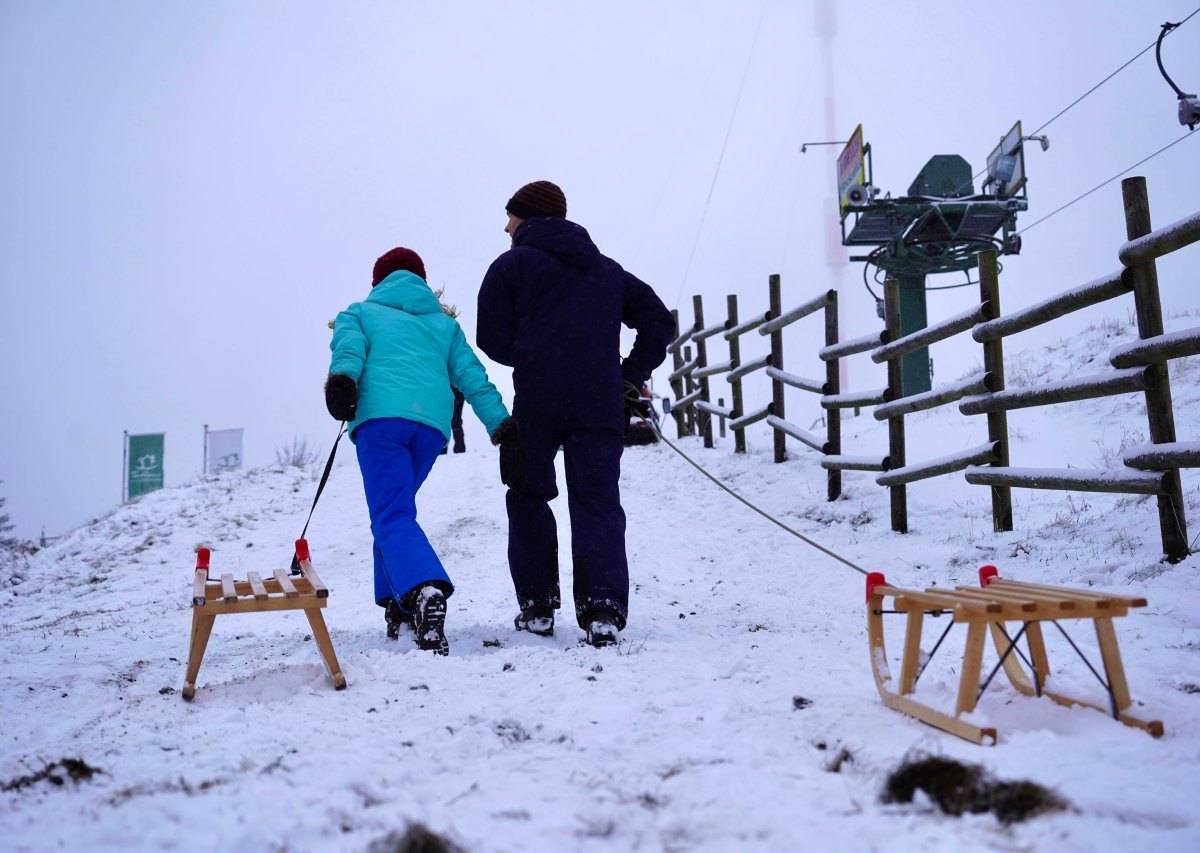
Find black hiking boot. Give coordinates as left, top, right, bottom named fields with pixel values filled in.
left=585, top=612, right=619, bottom=648
left=384, top=600, right=413, bottom=640
left=409, top=585, right=449, bottom=655
left=514, top=605, right=555, bottom=637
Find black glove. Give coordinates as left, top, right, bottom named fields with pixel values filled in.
left=490, top=417, right=526, bottom=490
left=623, top=380, right=647, bottom=425
left=490, top=416, right=518, bottom=446
left=324, top=373, right=358, bottom=422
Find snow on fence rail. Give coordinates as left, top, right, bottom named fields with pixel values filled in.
left=1117, top=208, right=1200, bottom=266
left=664, top=176, right=1197, bottom=559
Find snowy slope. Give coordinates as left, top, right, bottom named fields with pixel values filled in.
left=2, top=318, right=1200, bottom=852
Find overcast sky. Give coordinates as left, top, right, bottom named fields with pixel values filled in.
left=1, top=1, right=1197, bottom=539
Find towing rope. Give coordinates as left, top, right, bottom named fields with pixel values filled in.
left=631, top=394, right=869, bottom=577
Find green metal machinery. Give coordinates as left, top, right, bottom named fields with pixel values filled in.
left=837, top=123, right=1034, bottom=394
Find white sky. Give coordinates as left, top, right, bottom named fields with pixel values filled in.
left=2, top=0, right=1198, bottom=538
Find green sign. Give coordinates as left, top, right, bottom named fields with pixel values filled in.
left=127, top=433, right=165, bottom=500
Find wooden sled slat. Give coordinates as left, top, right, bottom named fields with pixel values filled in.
left=273, top=569, right=300, bottom=598
left=988, top=578, right=1147, bottom=608
left=191, top=568, right=208, bottom=607
left=246, top=571, right=269, bottom=601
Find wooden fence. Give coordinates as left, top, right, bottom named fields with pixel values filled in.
left=665, top=176, right=1200, bottom=560
left=668, top=276, right=844, bottom=500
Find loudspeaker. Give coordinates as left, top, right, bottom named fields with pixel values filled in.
left=844, top=183, right=872, bottom=207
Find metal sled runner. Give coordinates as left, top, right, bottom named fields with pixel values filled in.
left=865, top=565, right=1163, bottom=744
left=182, top=539, right=347, bottom=700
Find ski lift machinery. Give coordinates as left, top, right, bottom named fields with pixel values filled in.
left=837, top=122, right=1039, bottom=395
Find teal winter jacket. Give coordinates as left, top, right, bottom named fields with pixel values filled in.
left=329, top=271, right=509, bottom=442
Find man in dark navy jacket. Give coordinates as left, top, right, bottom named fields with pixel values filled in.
left=477, top=180, right=674, bottom=647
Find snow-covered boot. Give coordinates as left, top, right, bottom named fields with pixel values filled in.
left=409, top=585, right=449, bottom=655
left=585, top=613, right=619, bottom=648
left=514, top=605, right=555, bottom=637
left=384, top=599, right=412, bottom=640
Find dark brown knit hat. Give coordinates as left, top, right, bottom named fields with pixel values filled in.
left=505, top=180, right=567, bottom=220
left=372, top=247, right=426, bottom=286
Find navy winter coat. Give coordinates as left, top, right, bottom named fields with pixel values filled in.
left=477, top=217, right=674, bottom=432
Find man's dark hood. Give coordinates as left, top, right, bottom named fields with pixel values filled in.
left=512, top=217, right=602, bottom=269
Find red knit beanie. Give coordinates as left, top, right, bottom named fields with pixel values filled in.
left=506, top=180, right=567, bottom=220
left=372, top=247, right=427, bottom=286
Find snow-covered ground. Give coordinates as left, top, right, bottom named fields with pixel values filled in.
left=3, top=316, right=1200, bottom=852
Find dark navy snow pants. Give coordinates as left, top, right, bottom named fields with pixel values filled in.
left=354, top=418, right=452, bottom=611
left=505, top=422, right=628, bottom=629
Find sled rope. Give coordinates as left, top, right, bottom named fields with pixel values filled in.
left=631, top=397, right=868, bottom=577
left=291, top=423, right=346, bottom=572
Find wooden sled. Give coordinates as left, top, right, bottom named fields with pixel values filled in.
left=866, top=565, right=1162, bottom=744
left=182, top=539, right=347, bottom=700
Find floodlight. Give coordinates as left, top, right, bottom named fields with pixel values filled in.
left=988, top=152, right=1018, bottom=186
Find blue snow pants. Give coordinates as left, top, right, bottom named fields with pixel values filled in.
left=505, top=422, right=628, bottom=629
left=354, top=418, right=452, bottom=612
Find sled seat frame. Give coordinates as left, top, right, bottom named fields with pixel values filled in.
left=865, top=565, right=1162, bottom=744
left=182, top=539, right=346, bottom=700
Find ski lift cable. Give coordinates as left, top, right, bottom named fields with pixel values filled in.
left=672, top=0, right=769, bottom=310
left=862, top=261, right=881, bottom=302
left=1014, top=129, right=1197, bottom=237
left=947, top=7, right=1199, bottom=198
left=1031, top=5, right=1199, bottom=138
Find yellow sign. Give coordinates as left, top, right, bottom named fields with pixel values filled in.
left=837, top=124, right=865, bottom=215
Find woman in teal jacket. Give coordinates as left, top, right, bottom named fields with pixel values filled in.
left=326, top=247, right=514, bottom=655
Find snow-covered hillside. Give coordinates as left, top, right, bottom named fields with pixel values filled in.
left=2, top=318, right=1199, bottom=852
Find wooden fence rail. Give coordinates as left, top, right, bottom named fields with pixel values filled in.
left=971, top=270, right=1130, bottom=343
left=1117, top=208, right=1200, bottom=265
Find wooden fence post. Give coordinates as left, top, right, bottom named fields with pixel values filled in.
left=727, top=294, right=747, bottom=453
left=669, top=310, right=687, bottom=438
left=682, top=345, right=696, bottom=436
left=825, top=291, right=842, bottom=500
left=769, top=274, right=787, bottom=463
left=1122, top=177, right=1189, bottom=561
left=693, top=295, right=714, bottom=448
left=977, top=250, right=1013, bottom=532
left=883, top=277, right=908, bottom=533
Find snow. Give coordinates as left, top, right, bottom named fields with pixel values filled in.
left=1110, top=324, right=1200, bottom=367
left=1118, top=209, right=1200, bottom=265
left=877, top=441, right=995, bottom=483
left=1124, top=441, right=1200, bottom=467
left=3, top=318, right=1200, bottom=851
